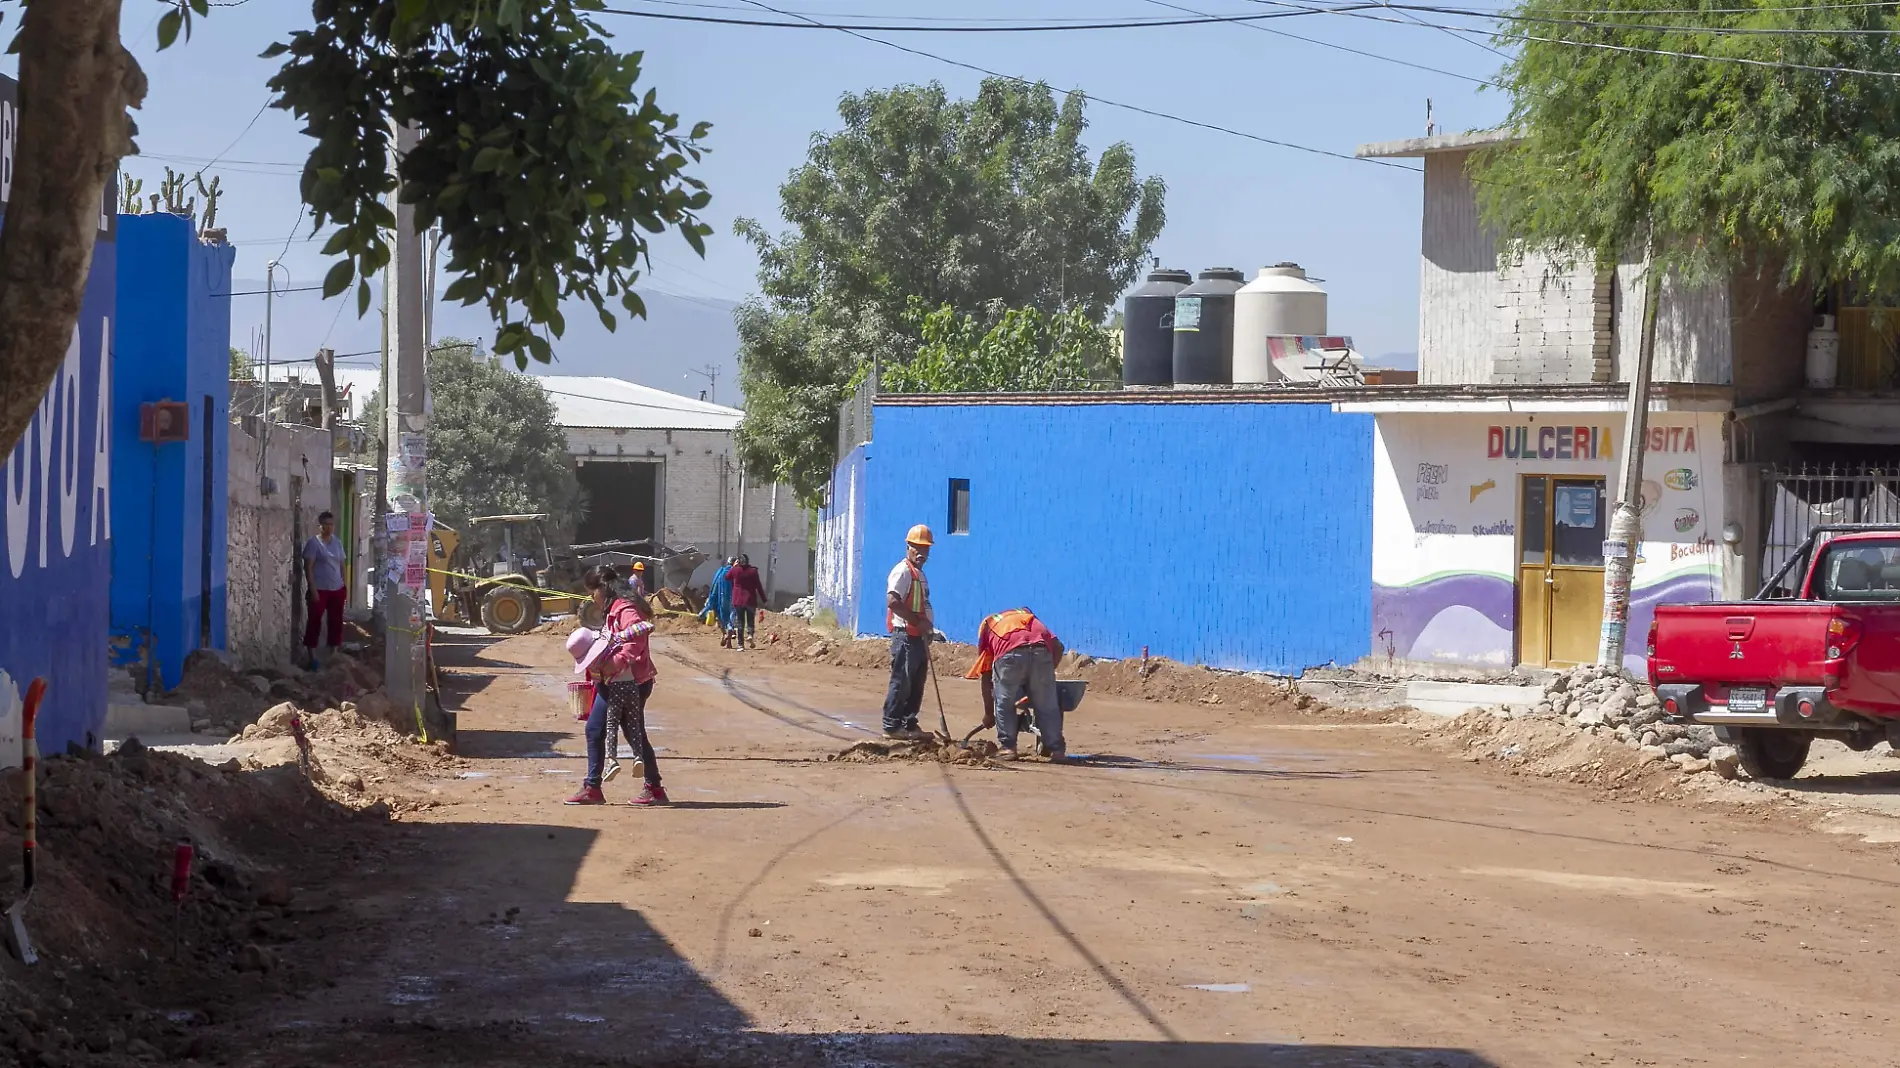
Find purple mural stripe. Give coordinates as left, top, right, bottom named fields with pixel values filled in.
left=1373, top=573, right=1514, bottom=662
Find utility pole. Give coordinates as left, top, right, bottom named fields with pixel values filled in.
left=1598, top=263, right=1664, bottom=670
left=686, top=364, right=720, bottom=405
left=383, top=122, right=430, bottom=729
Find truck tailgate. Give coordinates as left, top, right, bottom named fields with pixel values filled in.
left=1649, top=602, right=1838, bottom=689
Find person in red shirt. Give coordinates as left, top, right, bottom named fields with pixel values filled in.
left=727, top=553, right=767, bottom=651
left=564, top=564, right=668, bottom=806
left=966, top=608, right=1066, bottom=760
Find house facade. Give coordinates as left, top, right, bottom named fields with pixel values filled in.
left=1354, top=130, right=1895, bottom=674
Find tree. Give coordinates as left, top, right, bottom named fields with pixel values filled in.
left=733, top=77, right=1166, bottom=504
left=381, top=338, right=582, bottom=533
left=1470, top=0, right=1900, bottom=664
left=880, top=303, right=1119, bottom=394
left=1473, top=0, right=1900, bottom=297
left=230, top=347, right=255, bottom=382
left=0, top=0, right=711, bottom=458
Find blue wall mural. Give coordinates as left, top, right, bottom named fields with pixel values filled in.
left=110, top=214, right=235, bottom=691
left=0, top=68, right=118, bottom=758
left=847, top=400, right=1375, bottom=675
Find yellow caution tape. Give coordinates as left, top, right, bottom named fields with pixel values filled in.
left=424, top=566, right=586, bottom=603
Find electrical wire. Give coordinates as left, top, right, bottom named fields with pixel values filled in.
left=722, top=0, right=1422, bottom=171
left=597, top=3, right=1390, bottom=31
left=1142, top=0, right=1504, bottom=85
left=1393, top=1, right=1900, bottom=36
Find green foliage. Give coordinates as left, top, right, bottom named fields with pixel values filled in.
left=733, top=77, right=1165, bottom=506
left=408, top=338, right=582, bottom=531
left=1474, top=0, right=1900, bottom=296
left=230, top=347, right=255, bottom=381
left=880, top=303, right=1119, bottom=394
left=264, top=0, right=713, bottom=368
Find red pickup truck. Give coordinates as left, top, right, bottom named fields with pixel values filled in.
left=1647, top=524, right=1900, bottom=780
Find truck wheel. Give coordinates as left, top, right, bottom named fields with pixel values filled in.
left=481, top=586, right=541, bottom=635
left=1734, top=729, right=1812, bottom=780
left=579, top=602, right=605, bottom=629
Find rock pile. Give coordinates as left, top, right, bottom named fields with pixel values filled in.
left=782, top=595, right=819, bottom=620
left=1479, top=664, right=1739, bottom=778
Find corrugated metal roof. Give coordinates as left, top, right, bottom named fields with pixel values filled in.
left=537, top=375, right=743, bottom=431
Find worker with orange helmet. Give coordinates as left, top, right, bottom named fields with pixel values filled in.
left=882, top=524, right=936, bottom=739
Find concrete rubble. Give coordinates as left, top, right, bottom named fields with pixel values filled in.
left=1462, top=663, right=1740, bottom=779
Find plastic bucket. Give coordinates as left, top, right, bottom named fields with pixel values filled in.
left=568, top=681, right=596, bottom=721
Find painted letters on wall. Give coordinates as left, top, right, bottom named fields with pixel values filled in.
left=0, top=72, right=117, bottom=764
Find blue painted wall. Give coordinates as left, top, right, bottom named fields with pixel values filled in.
left=851, top=400, right=1375, bottom=674
left=110, top=214, right=234, bottom=691
left=815, top=444, right=867, bottom=633
left=0, top=98, right=118, bottom=756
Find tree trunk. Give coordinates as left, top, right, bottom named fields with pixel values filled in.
left=0, top=0, right=143, bottom=453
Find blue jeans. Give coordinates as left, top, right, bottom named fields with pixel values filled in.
left=993, top=645, right=1061, bottom=753
left=883, top=633, right=929, bottom=732
left=585, top=679, right=657, bottom=788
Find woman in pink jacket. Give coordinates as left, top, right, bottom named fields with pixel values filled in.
left=565, top=564, right=668, bottom=806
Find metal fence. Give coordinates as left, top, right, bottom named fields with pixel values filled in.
left=836, top=370, right=877, bottom=463
left=1761, top=464, right=1900, bottom=591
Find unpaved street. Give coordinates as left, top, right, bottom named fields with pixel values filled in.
left=224, top=628, right=1900, bottom=1068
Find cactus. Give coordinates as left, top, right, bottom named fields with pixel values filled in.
left=118, top=173, right=146, bottom=215
left=194, top=173, right=222, bottom=235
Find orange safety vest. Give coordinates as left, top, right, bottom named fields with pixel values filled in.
left=967, top=609, right=1037, bottom=678
left=888, top=562, right=930, bottom=636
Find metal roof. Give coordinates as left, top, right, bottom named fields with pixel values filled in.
left=537, top=375, right=743, bottom=431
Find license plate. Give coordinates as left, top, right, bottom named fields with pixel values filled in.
left=1728, top=687, right=1767, bottom=712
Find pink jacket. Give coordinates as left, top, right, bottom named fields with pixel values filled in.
left=592, top=598, right=657, bottom=685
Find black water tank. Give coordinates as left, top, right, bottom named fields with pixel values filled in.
left=1122, top=268, right=1192, bottom=386
left=1172, top=268, right=1245, bottom=385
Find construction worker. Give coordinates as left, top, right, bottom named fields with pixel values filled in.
left=966, top=608, right=1066, bottom=761
left=882, top=525, right=935, bottom=739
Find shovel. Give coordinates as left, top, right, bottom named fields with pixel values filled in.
left=5, top=677, right=46, bottom=965
left=924, top=644, right=964, bottom=748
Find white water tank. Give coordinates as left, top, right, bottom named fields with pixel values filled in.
left=1233, top=263, right=1328, bottom=383
left=1806, top=314, right=1840, bottom=390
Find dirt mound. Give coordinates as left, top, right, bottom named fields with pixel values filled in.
left=232, top=700, right=453, bottom=806
left=829, top=734, right=1010, bottom=767
left=0, top=741, right=387, bottom=1066
left=162, top=648, right=389, bottom=740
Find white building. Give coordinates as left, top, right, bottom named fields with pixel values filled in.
left=1347, top=129, right=1897, bottom=674
left=542, top=376, right=809, bottom=600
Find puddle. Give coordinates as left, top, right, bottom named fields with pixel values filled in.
left=1185, top=983, right=1250, bottom=993
left=1189, top=754, right=1263, bottom=763
left=559, top=1013, right=605, bottom=1024
left=1463, top=866, right=1726, bottom=898
left=387, top=976, right=438, bottom=1005
left=543, top=769, right=575, bottom=776
left=457, top=771, right=490, bottom=779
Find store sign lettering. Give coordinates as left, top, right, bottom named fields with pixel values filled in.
left=1487, top=425, right=1611, bottom=460
left=1486, top=423, right=1700, bottom=460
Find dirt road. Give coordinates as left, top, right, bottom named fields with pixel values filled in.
left=224, top=628, right=1900, bottom=1068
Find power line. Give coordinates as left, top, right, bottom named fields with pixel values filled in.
left=1394, top=1, right=1900, bottom=36
left=598, top=3, right=1390, bottom=31
left=1143, top=0, right=1503, bottom=86
left=219, top=284, right=326, bottom=297
left=723, top=0, right=1422, bottom=172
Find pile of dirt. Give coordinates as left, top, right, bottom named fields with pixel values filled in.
left=828, top=734, right=1010, bottom=768
left=729, top=612, right=1372, bottom=724
left=232, top=700, right=455, bottom=807
left=0, top=742, right=388, bottom=1066
left=163, top=648, right=387, bottom=740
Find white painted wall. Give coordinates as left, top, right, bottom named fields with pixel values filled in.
left=1372, top=410, right=1728, bottom=671
left=562, top=424, right=810, bottom=598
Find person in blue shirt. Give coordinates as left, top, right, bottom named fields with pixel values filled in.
left=707, top=557, right=736, bottom=646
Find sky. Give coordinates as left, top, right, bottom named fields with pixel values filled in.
left=87, top=1, right=1516, bottom=396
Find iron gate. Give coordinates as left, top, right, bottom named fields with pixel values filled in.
left=1761, top=464, right=1900, bottom=593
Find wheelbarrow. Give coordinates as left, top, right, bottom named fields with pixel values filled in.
left=963, top=680, right=1087, bottom=755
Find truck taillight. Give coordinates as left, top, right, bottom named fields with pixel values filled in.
left=1646, top=619, right=1659, bottom=658
left=1826, top=616, right=1862, bottom=661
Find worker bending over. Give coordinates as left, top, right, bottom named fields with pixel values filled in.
left=967, top=607, right=1065, bottom=761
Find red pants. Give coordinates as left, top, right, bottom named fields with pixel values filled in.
left=303, top=587, right=346, bottom=650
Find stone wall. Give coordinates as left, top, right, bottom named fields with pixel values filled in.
left=226, top=421, right=333, bottom=670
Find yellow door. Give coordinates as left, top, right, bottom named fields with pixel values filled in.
left=1517, top=476, right=1608, bottom=667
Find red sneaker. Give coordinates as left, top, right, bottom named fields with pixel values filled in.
left=564, top=785, right=606, bottom=806
left=628, top=785, right=670, bottom=806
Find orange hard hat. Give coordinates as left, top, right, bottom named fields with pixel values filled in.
left=905, top=524, right=935, bottom=546
left=632, top=561, right=646, bottom=571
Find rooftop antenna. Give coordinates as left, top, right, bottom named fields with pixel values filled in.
left=1425, top=98, right=1436, bottom=137
left=685, top=364, right=720, bottom=405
